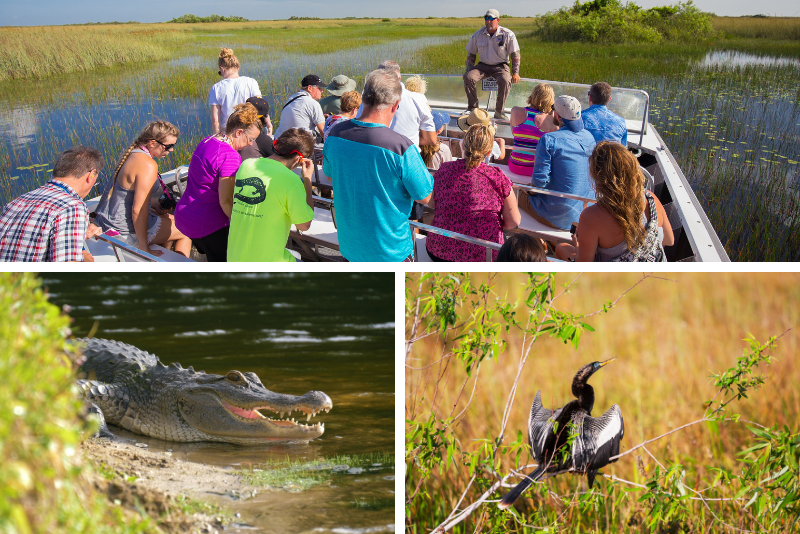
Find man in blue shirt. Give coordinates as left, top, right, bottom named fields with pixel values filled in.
left=323, top=69, right=433, bottom=262
left=581, top=81, right=628, bottom=146
left=519, top=95, right=596, bottom=230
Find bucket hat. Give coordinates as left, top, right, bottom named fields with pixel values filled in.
left=326, top=75, right=357, bottom=96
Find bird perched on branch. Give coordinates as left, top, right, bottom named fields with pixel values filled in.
left=498, top=358, right=624, bottom=509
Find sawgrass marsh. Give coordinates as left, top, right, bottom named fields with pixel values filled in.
left=0, top=16, right=799, bottom=260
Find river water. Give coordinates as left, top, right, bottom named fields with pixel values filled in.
left=41, top=272, right=395, bottom=534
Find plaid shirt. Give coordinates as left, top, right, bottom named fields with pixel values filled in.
left=0, top=180, right=88, bottom=262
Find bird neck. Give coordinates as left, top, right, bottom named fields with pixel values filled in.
left=572, top=379, right=595, bottom=413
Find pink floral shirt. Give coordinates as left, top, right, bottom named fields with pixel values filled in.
left=426, top=159, right=512, bottom=261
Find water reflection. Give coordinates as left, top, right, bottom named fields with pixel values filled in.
left=697, top=50, right=800, bottom=69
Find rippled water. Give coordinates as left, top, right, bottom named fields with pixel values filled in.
left=42, top=272, right=395, bottom=534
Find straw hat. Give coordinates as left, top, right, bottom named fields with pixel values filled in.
left=457, top=108, right=494, bottom=132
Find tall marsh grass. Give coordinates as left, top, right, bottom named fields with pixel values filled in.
left=0, top=26, right=192, bottom=81
left=713, top=16, right=800, bottom=40
left=406, top=272, right=800, bottom=533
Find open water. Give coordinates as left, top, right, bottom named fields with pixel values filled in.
left=41, top=272, right=395, bottom=534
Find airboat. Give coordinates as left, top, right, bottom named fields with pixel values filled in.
left=84, top=74, right=729, bottom=262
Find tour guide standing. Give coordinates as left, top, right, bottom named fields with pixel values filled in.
left=274, top=74, right=326, bottom=139
left=463, top=9, right=520, bottom=120
left=323, top=68, right=433, bottom=262
left=0, top=146, right=103, bottom=262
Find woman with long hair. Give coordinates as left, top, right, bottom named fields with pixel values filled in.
left=94, top=120, right=191, bottom=257
left=555, top=141, right=674, bottom=262
left=174, top=103, right=262, bottom=261
left=425, top=123, right=521, bottom=262
left=209, top=47, right=263, bottom=134
left=508, top=83, right=558, bottom=177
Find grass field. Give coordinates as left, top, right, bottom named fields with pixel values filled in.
left=406, top=272, right=800, bottom=533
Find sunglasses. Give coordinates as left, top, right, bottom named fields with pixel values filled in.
left=156, top=140, right=176, bottom=151
left=484, top=16, right=497, bottom=21
left=244, top=132, right=257, bottom=145
left=272, top=140, right=306, bottom=159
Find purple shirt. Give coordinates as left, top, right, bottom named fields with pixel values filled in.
left=175, top=136, right=241, bottom=239
left=426, top=159, right=512, bottom=262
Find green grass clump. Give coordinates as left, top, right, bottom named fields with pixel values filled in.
left=0, top=26, right=192, bottom=81
left=168, top=14, right=249, bottom=23
left=238, top=452, right=394, bottom=492
left=0, top=273, right=154, bottom=533
left=532, top=0, right=715, bottom=44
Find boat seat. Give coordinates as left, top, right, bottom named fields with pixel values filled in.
left=84, top=234, right=192, bottom=262
left=289, top=203, right=343, bottom=261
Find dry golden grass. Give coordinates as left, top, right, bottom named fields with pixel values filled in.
left=406, top=272, right=800, bottom=532
left=712, top=16, right=800, bottom=40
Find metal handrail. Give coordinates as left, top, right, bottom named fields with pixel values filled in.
left=94, top=234, right=169, bottom=262
left=410, top=220, right=502, bottom=262
left=403, top=73, right=649, bottom=145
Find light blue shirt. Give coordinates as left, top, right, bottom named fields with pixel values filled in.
left=581, top=104, right=628, bottom=146
left=527, top=123, right=596, bottom=230
left=323, top=119, right=433, bottom=262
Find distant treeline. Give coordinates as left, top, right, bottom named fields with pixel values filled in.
left=168, top=14, right=249, bottom=23
left=534, top=0, right=716, bottom=43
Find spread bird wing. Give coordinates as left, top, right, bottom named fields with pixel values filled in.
left=528, top=390, right=559, bottom=461
left=571, top=404, right=624, bottom=479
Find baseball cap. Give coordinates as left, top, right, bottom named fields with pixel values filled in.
left=554, top=95, right=582, bottom=121
left=431, top=110, right=451, bottom=131
left=301, top=74, right=325, bottom=88
left=245, top=96, right=270, bottom=118
left=326, top=75, right=357, bottom=96
left=485, top=9, right=500, bottom=19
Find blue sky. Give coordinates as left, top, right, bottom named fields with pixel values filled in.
left=1, top=0, right=796, bottom=26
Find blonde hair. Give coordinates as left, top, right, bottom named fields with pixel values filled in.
left=589, top=141, right=647, bottom=251
left=405, top=75, right=427, bottom=94
left=462, top=124, right=495, bottom=171
left=218, top=47, right=240, bottom=70
left=225, top=103, right=261, bottom=134
left=340, top=91, right=362, bottom=114
left=527, top=83, right=555, bottom=113
left=114, top=120, right=180, bottom=179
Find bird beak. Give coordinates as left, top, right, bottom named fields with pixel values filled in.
left=597, top=357, right=617, bottom=368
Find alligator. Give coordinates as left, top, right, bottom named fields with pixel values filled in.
left=76, top=338, right=332, bottom=444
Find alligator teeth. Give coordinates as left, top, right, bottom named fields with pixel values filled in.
left=306, top=413, right=311, bottom=422
left=280, top=412, right=285, bottom=419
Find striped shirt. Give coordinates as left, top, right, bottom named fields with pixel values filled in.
left=0, top=180, right=89, bottom=262
left=509, top=107, right=547, bottom=174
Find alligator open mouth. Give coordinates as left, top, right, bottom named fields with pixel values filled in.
left=220, top=401, right=331, bottom=432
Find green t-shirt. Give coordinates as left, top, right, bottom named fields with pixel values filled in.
left=227, top=158, right=314, bottom=262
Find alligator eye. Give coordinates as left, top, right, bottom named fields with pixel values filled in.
left=226, top=371, right=246, bottom=384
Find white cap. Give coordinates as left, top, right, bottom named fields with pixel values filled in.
left=485, top=9, right=500, bottom=18
left=554, top=95, right=581, bottom=121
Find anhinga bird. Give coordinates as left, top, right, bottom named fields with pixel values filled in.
left=498, top=358, right=625, bottom=509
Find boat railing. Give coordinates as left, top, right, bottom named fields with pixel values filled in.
left=403, top=73, right=649, bottom=147
left=92, top=234, right=169, bottom=262
left=410, top=220, right=503, bottom=262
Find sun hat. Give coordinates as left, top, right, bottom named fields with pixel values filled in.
left=301, top=74, right=326, bottom=88
left=457, top=108, right=494, bottom=132
left=326, top=75, right=357, bottom=96
left=431, top=110, right=451, bottom=132
left=245, top=96, right=270, bottom=118
left=485, top=9, right=500, bottom=19
left=554, top=95, right=582, bottom=121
